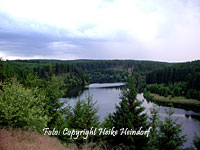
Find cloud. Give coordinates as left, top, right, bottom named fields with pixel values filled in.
left=0, top=0, right=200, bottom=61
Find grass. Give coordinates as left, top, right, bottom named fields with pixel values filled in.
left=147, top=93, right=200, bottom=112
left=0, top=128, right=109, bottom=150
left=0, top=128, right=69, bottom=150
left=150, top=93, right=200, bottom=105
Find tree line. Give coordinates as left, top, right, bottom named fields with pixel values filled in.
left=146, top=60, right=200, bottom=100
left=145, top=82, right=200, bottom=100
left=73, top=59, right=171, bottom=83
left=11, top=59, right=172, bottom=83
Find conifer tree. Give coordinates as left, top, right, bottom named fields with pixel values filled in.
left=193, top=134, right=200, bottom=150
left=105, top=77, right=149, bottom=150
left=83, top=93, right=99, bottom=131
left=0, top=58, right=4, bottom=82
left=157, top=107, right=186, bottom=150
left=45, top=75, right=65, bottom=130
left=146, top=105, right=160, bottom=150
left=70, top=99, right=86, bottom=130
left=69, top=92, right=99, bottom=145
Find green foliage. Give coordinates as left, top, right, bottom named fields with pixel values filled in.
left=132, top=72, right=146, bottom=93
left=76, top=60, right=170, bottom=83
left=0, top=78, right=49, bottom=132
left=68, top=92, right=100, bottom=145
left=157, top=108, right=186, bottom=150
left=0, top=58, right=3, bottom=82
left=69, top=100, right=86, bottom=131
left=146, top=106, right=186, bottom=150
left=42, top=75, right=66, bottom=132
left=146, top=105, right=160, bottom=150
left=83, top=93, right=99, bottom=129
left=146, top=82, right=200, bottom=100
left=193, top=134, right=200, bottom=150
left=0, top=60, right=88, bottom=90
left=104, top=77, right=149, bottom=150
left=23, top=59, right=166, bottom=83
left=3, top=59, right=172, bottom=92
left=1, top=58, right=195, bottom=149
left=143, top=89, right=154, bottom=102
left=0, top=59, right=91, bottom=143
left=146, top=60, right=200, bottom=100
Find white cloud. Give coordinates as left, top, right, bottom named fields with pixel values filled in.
left=0, top=0, right=165, bottom=39
left=0, top=0, right=200, bottom=61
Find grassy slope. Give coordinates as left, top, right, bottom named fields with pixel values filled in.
left=151, top=93, right=200, bottom=105
left=149, top=93, right=200, bottom=112
left=0, top=128, right=69, bottom=150
left=0, top=128, right=106, bottom=150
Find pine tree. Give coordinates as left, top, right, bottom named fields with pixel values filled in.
left=69, top=92, right=99, bottom=145
left=83, top=93, right=99, bottom=130
left=105, top=77, right=149, bottom=150
left=147, top=105, right=160, bottom=150
left=157, top=107, right=186, bottom=150
left=193, top=134, right=200, bottom=150
left=0, top=58, right=2, bottom=82
left=70, top=99, right=86, bottom=129
left=45, top=75, right=65, bottom=130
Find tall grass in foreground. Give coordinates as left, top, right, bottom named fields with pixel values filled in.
left=0, top=128, right=110, bottom=150
left=0, top=128, right=72, bottom=150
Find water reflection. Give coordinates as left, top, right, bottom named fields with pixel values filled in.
left=60, top=83, right=200, bottom=148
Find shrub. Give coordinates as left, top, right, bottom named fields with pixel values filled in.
left=0, top=78, right=49, bottom=132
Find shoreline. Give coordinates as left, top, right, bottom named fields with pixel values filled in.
left=145, top=93, right=200, bottom=113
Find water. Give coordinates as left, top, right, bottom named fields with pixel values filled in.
left=60, top=83, right=200, bottom=148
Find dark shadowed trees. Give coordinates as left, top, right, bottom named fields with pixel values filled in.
left=104, top=77, right=149, bottom=150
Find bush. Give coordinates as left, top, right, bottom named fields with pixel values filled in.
left=0, top=78, right=49, bottom=132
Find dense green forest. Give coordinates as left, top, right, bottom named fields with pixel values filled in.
left=68, top=59, right=172, bottom=83
left=0, top=60, right=89, bottom=97
left=0, top=60, right=89, bottom=84
left=11, top=59, right=172, bottom=83
left=9, top=59, right=172, bottom=93
left=145, top=60, right=200, bottom=100
left=1, top=59, right=200, bottom=149
left=0, top=58, right=90, bottom=135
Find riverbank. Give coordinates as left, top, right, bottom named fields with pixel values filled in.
left=145, top=93, right=200, bottom=112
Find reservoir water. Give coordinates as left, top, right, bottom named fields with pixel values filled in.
left=60, top=83, right=200, bottom=148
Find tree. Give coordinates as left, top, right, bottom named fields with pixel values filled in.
left=83, top=93, right=99, bottom=130
left=69, top=92, right=99, bottom=145
left=44, top=75, right=65, bottom=131
left=193, top=134, right=200, bottom=150
left=147, top=105, right=160, bottom=150
left=157, top=107, right=186, bottom=150
left=0, top=58, right=3, bottom=82
left=105, top=77, right=149, bottom=150
left=0, top=78, right=49, bottom=132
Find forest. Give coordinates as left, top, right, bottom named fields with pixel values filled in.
left=9, top=59, right=173, bottom=93
left=0, top=59, right=200, bottom=150
left=11, top=59, right=172, bottom=83
left=145, top=60, right=200, bottom=100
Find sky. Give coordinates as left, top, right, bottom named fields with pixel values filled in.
left=0, top=0, right=200, bottom=62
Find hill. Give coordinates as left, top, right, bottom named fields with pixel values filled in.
left=9, top=59, right=173, bottom=83
left=146, top=60, right=200, bottom=100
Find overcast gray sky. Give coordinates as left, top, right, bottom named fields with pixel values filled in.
left=0, top=0, right=200, bottom=62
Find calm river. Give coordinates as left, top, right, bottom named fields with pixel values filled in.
left=60, top=83, right=200, bottom=148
